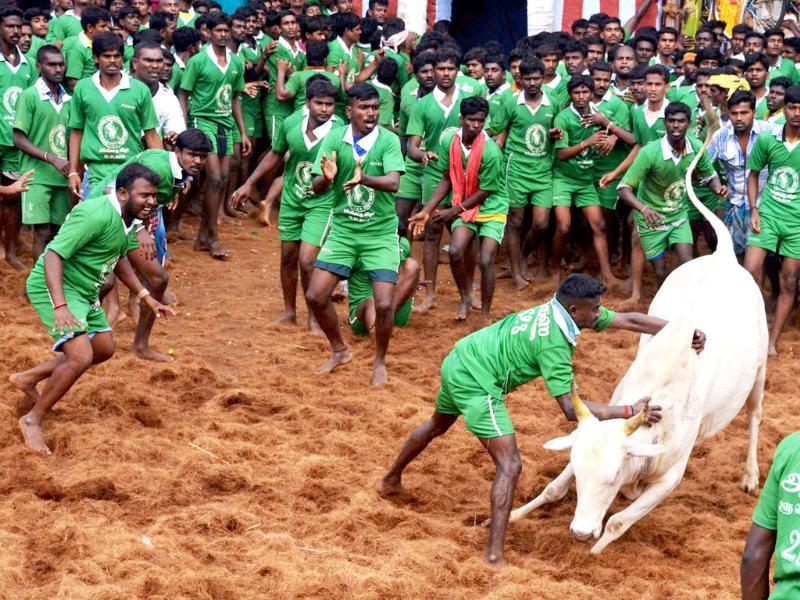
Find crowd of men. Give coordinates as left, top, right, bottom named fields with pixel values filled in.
left=3, top=0, right=800, bottom=587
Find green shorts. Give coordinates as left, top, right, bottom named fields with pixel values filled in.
left=505, top=159, right=552, bottom=208
left=278, top=204, right=332, bottom=246
left=434, top=351, right=513, bottom=439
left=595, top=183, right=618, bottom=210
left=87, top=162, right=120, bottom=191
left=0, top=144, right=20, bottom=175
left=422, top=168, right=451, bottom=207
left=348, top=296, right=413, bottom=335
left=397, top=169, right=423, bottom=200
left=637, top=217, right=693, bottom=260
left=316, top=230, right=401, bottom=283
left=193, top=117, right=233, bottom=156
left=243, top=109, right=263, bottom=138
left=452, top=217, right=506, bottom=244
left=21, top=184, right=71, bottom=226
left=26, top=281, right=111, bottom=350
left=552, top=176, right=599, bottom=207
left=748, top=211, right=800, bottom=259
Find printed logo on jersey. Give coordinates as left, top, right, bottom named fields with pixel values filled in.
left=344, top=184, right=375, bottom=221
left=215, top=84, right=232, bottom=110
left=294, top=160, right=313, bottom=196
left=663, top=180, right=686, bottom=213
left=769, top=167, right=799, bottom=203
left=524, top=124, right=547, bottom=156
left=97, top=115, right=129, bottom=149
left=2, top=86, right=21, bottom=115
left=438, top=126, right=459, bottom=147
left=49, top=124, right=67, bottom=158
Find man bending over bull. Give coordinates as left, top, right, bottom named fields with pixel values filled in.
left=377, top=274, right=706, bottom=566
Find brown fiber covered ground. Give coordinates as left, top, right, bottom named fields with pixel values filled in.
left=1, top=217, right=798, bottom=600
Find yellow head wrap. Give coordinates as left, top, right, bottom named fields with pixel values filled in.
left=708, top=74, right=751, bottom=99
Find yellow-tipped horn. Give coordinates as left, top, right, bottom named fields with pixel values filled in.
left=622, top=400, right=648, bottom=436
left=570, top=382, right=593, bottom=423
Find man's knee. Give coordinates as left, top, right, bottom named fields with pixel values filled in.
left=373, top=293, right=394, bottom=316
left=780, top=268, right=799, bottom=291
left=499, top=452, right=522, bottom=479
left=508, top=210, right=524, bottom=229
left=479, top=250, right=496, bottom=273
left=449, top=241, right=467, bottom=263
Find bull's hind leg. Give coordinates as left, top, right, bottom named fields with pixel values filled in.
left=591, top=460, right=687, bottom=554
left=498, top=463, right=574, bottom=526
left=741, top=362, right=765, bottom=494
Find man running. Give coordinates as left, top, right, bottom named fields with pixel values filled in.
left=305, top=83, right=405, bottom=386
left=11, top=164, right=175, bottom=455
left=378, top=273, right=705, bottom=566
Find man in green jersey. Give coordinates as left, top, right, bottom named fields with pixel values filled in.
left=618, top=102, right=726, bottom=285
left=306, top=83, right=405, bottom=387
left=326, top=11, right=360, bottom=86
left=169, top=27, right=200, bottom=92
left=395, top=51, right=434, bottom=233
left=0, top=6, right=37, bottom=270
left=13, top=45, right=72, bottom=262
left=276, top=39, right=343, bottom=117
left=11, top=164, right=175, bottom=455
left=67, top=32, right=161, bottom=194
left=741, top=431, right=800, bottom=600
left=179, top=11, right=250, bottom=259
left=263, top=10, right=306, bottom=143
left=537, top=44, right=567, bottom=108
left=410, top=97, right=508, bottom=321
left=232, top=78, right=340, bottom=332
left=62, top=6, right=110, bottom=91
left=47, top=0, right=87, bottom=46
left=744, top=86, right=800, bottom=356
left=406, top=47, right=480, bottom=313
left=484, top=52, right=513, bottom=132
left=22, top=8, right=50, bottom=64
left=379, top=273, right=706, bottom=566
left=745, top=53, right=770, bottom=119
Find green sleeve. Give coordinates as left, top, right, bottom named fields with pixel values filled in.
left=311, top=133, right=337, bottom=176
left=48, top=204, right=100, bottom=260
left=285, top=72, right=302, bottom=98
left=378, top=90, right=394, bottom=126
left=613, top=101, right=631, bottom=128
left=380, top=131, right=406, bottom=173
left=127, top=230, right=140, bottom=252
left=398, top=96, right=412, bottom=134
left=593, top=306, right=616, bottom=331
left=67, top=85, right=85, bottom=130
left=752, top=442, right=786, bottom=530
left=233, top=56, right=245, bottom=93
left=477, top=142, right=502, bottom=193
left=64, top=44, right=83, bottom=80
left=395, top=55, right=409, bottom=88
left=438, top=132, right=454, bottom=174
left=271, top=119, right=288, bottom=154
left=405, top=101, right=425, bottom=138
left=622, top=145, right=650, bottom=188
left=486, top=95, right=510, bottom=136
left=12, top=91, right=33, bottom=135
left=632, top=111, right=646, bottom=145
left=747, top=134, right=768, bottom=172
left=179, top=56, right=198, bottom=92
left=138, top=84, right=159, bottom=131
left=47, top=17, right=63, bottom=42
left=538, top=347, right=574, bottom=397
left=168, top=64, right=182, bottom=91
left=553, top=112, right=570, bottom=149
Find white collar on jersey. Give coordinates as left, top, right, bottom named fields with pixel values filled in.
left=91, top=70, right=131, bottom=102
left=279, top=35, right=303, bottom=58
left=342, top=124, right=380, bottom=161
left=516, top=90, right=551, bottom=106
left=432, top=84, right=459, bottom=116
left=205, top=44, right=232, bottom=73
left=35, top=77, right=70, bottom=110
left=301, top=114, right=337, bottom=150
left=660, top=135, right=695, bottom=163
left=371, top=79, right=394, bottom=94
left=106, top=192, right=138, bottom=235
left=550, top=297, right=581, bottom=345
left=173, top=52, right=185, bottom=69
left=336, top=36, right=352, bottom=53
left=0, top=46, right=28, bottom=73
left=169, top=151, right=183, bottom=180
left=644, top=100, right=667, bottom=126
left=488, top=81, right=511, bottom=98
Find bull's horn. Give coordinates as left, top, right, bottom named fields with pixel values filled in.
left=570, top=382, right=592, bottom=422
left=622, top=401, right=648, bottom=436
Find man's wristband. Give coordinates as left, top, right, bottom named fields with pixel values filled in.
left=750, top=205, right=758, bottom=211
left=53, top=302, right=67, bottom=310
left=137, top=288, right=151, bottom=301
left=68, top=171, right=79, bottom=178
left=624, top=405, right=633, bottom=418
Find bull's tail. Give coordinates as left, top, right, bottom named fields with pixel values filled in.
left=685, top=100, right=736, bottom=261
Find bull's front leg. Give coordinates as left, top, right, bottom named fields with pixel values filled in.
left=590, top=461, right=687, bottom=554
left=506, top=463, right=575, bottom=524
left=741, top=362, right=765, bottom=494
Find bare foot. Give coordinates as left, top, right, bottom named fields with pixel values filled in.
left=4, top=254, right=25, bottom=271
left=522, top=263, right=532, bottom=281
left=471, top=296, right=482, bottom=311
left=376, top=476, right=407, bottom=497
left=455, top=299, right=470, bottom=321
left=768, top=344, right=778, bottom=356
left=255, top=201, right=272, bottom=226
left=18, top=415, right=51, bottom=454
left=497, top=266, right=512, bottom=280
left=269, top=312, right=297, bottom=327
left=484, top=554, right=508, bottom=567
left=315, top=348, right=352, bottom=375
left=308, top=315, right=323, bottom=337
left=372, top=362, right=388, bottom=386
left=132, top=346, right=174, bottom=362
left=9, top=373, right=40, bottom=413
left=413, top=294, right=435, bottom=314
left=616, top=295, right=643, bottom=311
left=602, top=275, right=626, bottom=291
left=112, top=310, right=128, bottom=327
left=513, top=276, right=530, bottom=290
left=208, top=241, right=230, bottom=260
left=622, top=277, right=633, bottom=295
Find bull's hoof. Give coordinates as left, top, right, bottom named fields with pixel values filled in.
left=740, top=472, right=760, bottom=495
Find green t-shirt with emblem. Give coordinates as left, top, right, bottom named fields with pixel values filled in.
left=63, top=33, right=96, bottom=81
left=452, top=301, right=616, bottom=398
left=349, top=236, right=410, bottom=308
left=484, top=83, right=514, bottom=136
left=326, top=37, right=359, bottom=85
left=0, top=49, right=36, bottom=148
left=181, top=46, right=245, bottom=127
left=748, top=128, right=800, bottom=221
left=632, top=104, right=666, bottom=145
left=594, top=93, right=632, bottom=178
left=13, top=81, right=72, bottom=187
left=88, top=149, right=183, bottom=206
left=68, top=74, right=159, bottom=164
left=284, top=68, right=345, bottom=118
left=47, top=12, right=82, bottom=43
left=553, top=104, right=600, bottom=183
left=497, top=91, right=557, bottom=184
left=265, top=38, right=306, bottom=122
left=752, top=431, right=800, bottom=600
left=272, top=109, right=338, bottom=211
left=311, top=124, right=406, bottom=236
left=28, top=194, right=140, bottom=301
left=621, top=136, right=716, bottom=225
left=438, top=129, right=509, bottom=217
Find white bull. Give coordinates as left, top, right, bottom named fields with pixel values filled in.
left=506, top=130, right=769, bottom=555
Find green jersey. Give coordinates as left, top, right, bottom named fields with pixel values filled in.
left=89, top=149, right=185, bottom=205
left=29, top=194, right=140, bottom=300
left=63, top=32, right=96, bottom=81
left=748, top=127, right=800, bottom=221
left=498, top=91, right=557, bottom=187
left=553, top=104, right=601, bottom=183
left=13, top=79, right=72, bottom=187
left=373, top=81, right=396, bottom=128
left=25, top=35, right=47, bottom=65
left=177, top=8, right=197, bottom=28
left=0, top=48, right=36, bottom=148
left=455, top=72, right=487, bottom=98
left=311, top=124, right=405, bottom=236
left=235, top=43, right=262, bottom=128
left=594, top=92, right=632, bottom=176
left=439, top=129, right=508, bottom=217
left=621, top=136, right=716, bottom=224
left=349, top=237, right=410, bottom=308
left=284, top=68, right=344, bottom=117
left=326, top=36, right=359, bottom=84
left=632, top=102, right=667, bottom=145
left=544, top=72, right=569, bottom=108
left=47, top=11, right=81, bottom=43
left=768, top=56, right=795, bottom=83
left=752, top=431, right=800, bottom=600
left=168, top=54, right=186, bottom=91
left=266, top=37, right=306, bottom=122
left=272, top=110, right=339, bottom=211
left=398, top=83, right=427, bottom=183
left=364, top=48, right=410, bottom=92
left=181, top=45, right=245, bottom=127
left=484, top=82, right=514, bottom=136
left=452, top=299, right=615, bottom=398
left=68, top=72, right=159, bottom=164
left=756, top=92, right=769, bottom=120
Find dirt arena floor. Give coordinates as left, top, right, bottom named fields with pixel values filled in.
left=1, top=215, right=798, bottom=599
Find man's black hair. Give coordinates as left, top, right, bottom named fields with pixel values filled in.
left=176, top=128, right=213, bottom=152
left=556, top=274, right=607, bottom=306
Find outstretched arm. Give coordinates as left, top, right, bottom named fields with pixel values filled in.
left=610, top=312, right=706, bottom=351
left=623, top=0, right=653, bottom=34
left=555, top=392, right=659, bottom=422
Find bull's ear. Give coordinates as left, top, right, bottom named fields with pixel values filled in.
left=543, top=432, right=576, bottom=451
left=625, top=443, right=667, bottom=458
